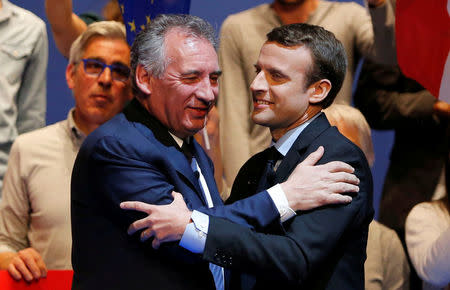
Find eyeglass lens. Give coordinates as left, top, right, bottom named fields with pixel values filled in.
left=82, top=59, right=130, bottom=81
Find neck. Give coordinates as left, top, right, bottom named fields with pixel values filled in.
left=271, top=104, right=322, bottom=141
left=73, top=110, right=100, bottom=136
left=271, top=0, right=319, bottom=24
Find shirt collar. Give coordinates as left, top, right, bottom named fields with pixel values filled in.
left=273, top=112, right=322, bottom=156
left=169, top=132, right=184, bottom=148
left=0, top=0, right=13, bottom=23
left=67, top=108, right=87, bottom=146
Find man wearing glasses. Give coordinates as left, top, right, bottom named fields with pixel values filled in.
left=0, top=21, right=131, bottom=282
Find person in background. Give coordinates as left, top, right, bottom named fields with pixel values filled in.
left=0, top=21, right=131, bottom=282
left=218, top=0, right=397, bottom=189
left=355, top=60, right=449, bottom=243
left=0, top=0, right=48, bottom=197
left=324, top=104, right=410, bottom=290
left=406, top=155, right=450, bottom=290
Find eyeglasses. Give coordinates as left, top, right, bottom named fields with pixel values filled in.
left=80, top=58, right=131, bottom=82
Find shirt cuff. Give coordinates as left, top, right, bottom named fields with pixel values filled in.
left=179, top=210, right=209, bottom=254
left=267, top=184, right=297, bottom=223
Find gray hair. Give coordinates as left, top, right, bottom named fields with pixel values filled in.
left=324, top=104, right=375, bottom=166
left=130, top=14, right=218, bottom=96
left=69, top=21, right=127, bottom=64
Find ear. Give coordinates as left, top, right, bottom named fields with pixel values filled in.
left=66, top=63, right=76, bottom=89
left=308, top=79, right=331, bottom=104
left=135, top=64, right=152, bottom=95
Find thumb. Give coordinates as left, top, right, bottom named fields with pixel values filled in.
left=171, top=191, right=184, bottom=204
left=300, top=146, right=324, bottom=166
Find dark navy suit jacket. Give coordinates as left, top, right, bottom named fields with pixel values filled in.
left=203, top=114, right=374, bottom=290
left=71, top=99, right=279, bottom=290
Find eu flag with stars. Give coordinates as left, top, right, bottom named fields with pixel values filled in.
left=117, top=0, right=191, bottom=45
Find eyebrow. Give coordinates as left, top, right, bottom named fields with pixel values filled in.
left=181, top=70, right=222, bottom=76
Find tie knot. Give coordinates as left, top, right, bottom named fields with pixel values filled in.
left=266, top=146, right=281, bottom=164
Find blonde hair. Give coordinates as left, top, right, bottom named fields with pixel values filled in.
left=324, top=104, right=375, bottom=166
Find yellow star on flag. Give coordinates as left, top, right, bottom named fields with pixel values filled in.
left=140, top=25, right=146, bottom=31
left=128, top=20, right=136, bottom=32
left=146, top=15, right=151, bottom=24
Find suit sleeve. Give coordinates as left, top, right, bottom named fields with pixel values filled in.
left=202, top=145, right=373, bottom=284
left=353, top=0, right=396, bottom=65
left=354, top=61, right=437, bottom=130
left=16, top=20, right=47, bottom=134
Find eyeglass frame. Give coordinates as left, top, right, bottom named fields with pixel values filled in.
left=79, top=58, right=131, bottom=82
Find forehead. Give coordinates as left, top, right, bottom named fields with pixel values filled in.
left=164, top=30, right=218, bottom=71
left=258, top=41, right=312, bottom=73
left=82, top=36, right=130, bottom=62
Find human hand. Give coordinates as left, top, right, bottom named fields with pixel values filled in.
left=4, top=248, right=47, bottom=282
left=281, top=146, right=359, bottom=211
left=433, top=100, right=450, bottom=119
left=120, top=191, right=192, bottom=249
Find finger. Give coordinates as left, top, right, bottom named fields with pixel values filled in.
left=299, top=146, right=324, bottom=166
left=322, top=161, right=355, bottom=173
left=325, top=193, right=353, bottom=204
left=152, top=238, right=161, bottom=249
left=120, top=201, right=153, bottom=213
left=12, top=258, right=33, bottom=282
left=7, top=263, right=23, bottom=281
left=331, top=183, right=359, bottom=194
left=330, top=172, right=360, bottom=185
left=128, top=217, right=153, bottom=235
left=19, top=252, right=41, bottom=280
left=35, top=256, right=48, bottom=278
left=171, top=191, right=186, bottom=206
left=140, top=228, right=155, bottom=242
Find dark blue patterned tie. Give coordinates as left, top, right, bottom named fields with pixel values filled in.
left=257, top=146, right=282, bottom=191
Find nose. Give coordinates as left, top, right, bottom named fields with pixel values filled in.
left=196, top=78, right=216, bottom=105
left=98, top=67, right=112, bottom=87
left=250, top=71, right=267, bottom=95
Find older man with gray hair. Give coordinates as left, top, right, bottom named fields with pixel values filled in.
left=0, top=20, right=131, bottom=282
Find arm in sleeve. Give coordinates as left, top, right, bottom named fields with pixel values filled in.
left=354, top=61, right=437, bottom=130
left=354, top=0, right=397, bottom=65
left=0, top=140, right=31, bottom=254
left=202, top=147, right=373, bottom=284
left=45, top=0, right=87, bottom=58
left=16, top=22, right=47, bottom=134
left=406, top=203, right=450, bottom=287
left=218, top=18, right=254, bottom=184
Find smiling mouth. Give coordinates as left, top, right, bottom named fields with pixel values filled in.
left=253, top=99, right=274, bottom=107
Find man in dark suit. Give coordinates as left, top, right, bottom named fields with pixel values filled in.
left=122, top=23, right=373, bottom=289
left=71, top=15, right=360, bottom=290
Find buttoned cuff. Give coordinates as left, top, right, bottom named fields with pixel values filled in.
left=179, top=210, right=209, bottom=254
left=267, top=184, right=297, bottom=222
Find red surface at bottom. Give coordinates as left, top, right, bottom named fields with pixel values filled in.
left=0, top=270, right=73, bottom=289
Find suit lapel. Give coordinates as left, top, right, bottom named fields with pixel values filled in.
left=276, top=113, right=332, bottom=182
left=123, top=98, right=207, bottom=204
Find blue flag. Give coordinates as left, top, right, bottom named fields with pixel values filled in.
left=117, top=0, right=191, bottom=45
